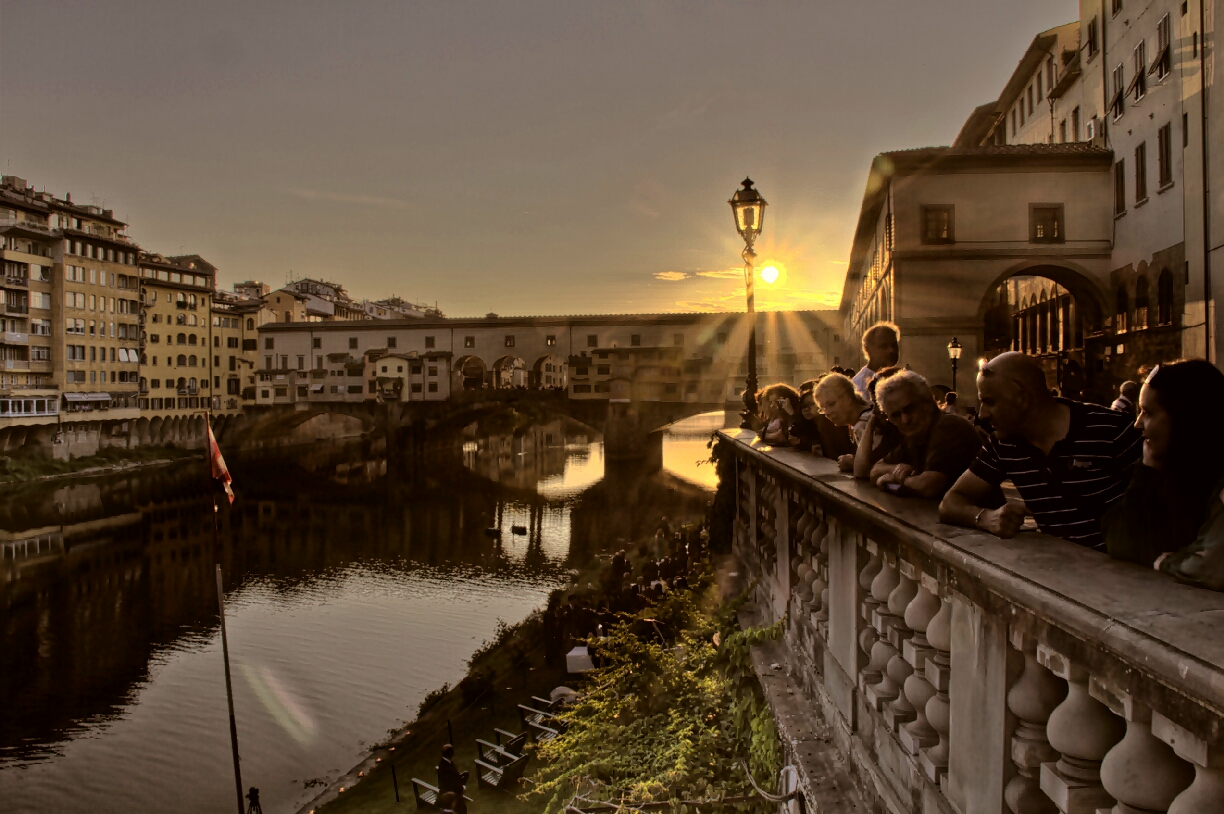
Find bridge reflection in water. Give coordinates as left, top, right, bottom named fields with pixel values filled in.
left=0, top=416, right=715, bottom=814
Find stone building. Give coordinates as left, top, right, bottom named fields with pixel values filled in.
left=136, top=253, right=217, bottom=420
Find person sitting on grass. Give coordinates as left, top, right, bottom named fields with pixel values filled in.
left=1104, top=360, right=1224, bottom=590
left=870, top=370, right=982, bottom=499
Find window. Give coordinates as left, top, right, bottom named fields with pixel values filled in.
left=587, top=334, right=598, bottom=348
left=1071, top=107, right=1081, bottom=142
left=673, top=333, right=684, bottom=347
left=264, top=337, right=274, bottom=349
left=1037, top=73, right=1043, bottom=102
left=1135, top=277, right=1151, bottom=329
left=1111, top=64, right=1125, bottom=119
left=1112, top=0, right=1122, bottom=15
left=1155, top=15, right=1171, bottom=80
left=387, top=336, right=397, bottom=348
left=1158, top=124, right=1173, bottom=188
left=264, top=355, right=273, bottom=369
left=1158, top=269, right=1175, bottom=324
left=1059, top=120, right=1067, bottom=143
left=1131, top=42, right=1147, bottom=100
left=597, top=365, right=610, bottom=375
left=1135, top=142, right=1148, bottom=202
left=921, top=205, right=955, bottom=243
left=411, top=383, right=423, bottom=393
left=1030, top=205, right=1065, bottom=243
left=348, top=337, right=358, bottom=349
left=631, top=334, right=641, bottom=347
left=1020, top=99, right=1026, bottom=126
left=424, top=336, right=436, bottom=348
left=464, top=336, right=475, bottom=348
left=411, top=365, right=422, bottom=375
left=545, top=335, right=556, bottom=346
left=428, top=366, right=437, bottom=376
left=1011, top=109, right=1018, bottom=136
left=1027, top=85, right=1034, bottom=115
left=428, top=382, right=438, bottom=393
left=1087, top=17, right=1100, bottom=57
left=504, top=335, right=515, bottom=348
left=297, top=355, right=305, bottom=370
left=1116, top=285, right=1130, bottom=332
left=1115, top=160, right=1127, bottom=215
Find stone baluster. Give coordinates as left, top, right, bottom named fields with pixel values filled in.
left=1093, top=683, right=1194, bottom=814
left=1004, top=632, right=1066, bottom=814
left=857, top=543, right=884, bottom=687
left=881, top=566, right=919, bottom=727
left=1036, top=645, right=1125, bottom=814
left=920, top=587, right=952, bottom=783
left=1153, top=711, right=1224, bottom=813
left=864, top=553, right=901, bottom=706
left=899, top=571, right=941, bottom=755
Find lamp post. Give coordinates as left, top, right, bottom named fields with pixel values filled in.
left=729, top=178, right=768, bottom=428
left=947, top=337, right=963, bottom=393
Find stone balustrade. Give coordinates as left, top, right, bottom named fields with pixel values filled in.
left=719, top=428, right=1224, bottom=814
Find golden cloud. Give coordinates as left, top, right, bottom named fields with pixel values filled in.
left=653, top=271, right=691, bottom=281
left=695, top=268, right=742, bottom=279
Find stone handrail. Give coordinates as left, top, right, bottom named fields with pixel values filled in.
left=718, top=428, right=1224, bottom=814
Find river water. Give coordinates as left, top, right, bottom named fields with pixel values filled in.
left=0, top=413, right=721, bottom=814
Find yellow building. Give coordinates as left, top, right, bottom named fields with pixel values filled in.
left=210, top=289, right=264, bottom=412
left=136, top=253, right=216, bottom=417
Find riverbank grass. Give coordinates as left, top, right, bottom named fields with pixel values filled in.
left=0, top=444, right=198, bottom=484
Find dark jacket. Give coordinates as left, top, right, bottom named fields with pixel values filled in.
left=1158, top=474, right=1224, bottom=591
left=437, top=757, right=466, bottom=796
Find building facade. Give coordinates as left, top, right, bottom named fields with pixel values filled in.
left=136, top=253, right=217, bottom=418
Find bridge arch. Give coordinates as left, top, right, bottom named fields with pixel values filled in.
left=491, top=355, right=527, bottom=389
left=454, top=355, right=488, bottom=390
left=532, top=354, right=567, bottom=390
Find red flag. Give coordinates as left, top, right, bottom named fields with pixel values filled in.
left=208, top=420, right=234, bottom=504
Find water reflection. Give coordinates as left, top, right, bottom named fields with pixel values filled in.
left=0, top=415, right=715, bottom=814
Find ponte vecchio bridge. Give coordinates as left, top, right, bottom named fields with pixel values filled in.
left=218, top=310, right=839, bottom=458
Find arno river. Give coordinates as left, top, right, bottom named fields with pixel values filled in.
left=0, top=413, right=722, bottom=814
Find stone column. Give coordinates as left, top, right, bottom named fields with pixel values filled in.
left=921, top=588, right=952, bottom=783
left=899, top=571, right=941, bottom=755
left=1037, top=645, right=1125, bottom=814
left=1005, top=632, right=1066, bottom=814
left=1153, top=711, right=1224, bottom=814
left=861, top=549, right=898, bottom=698
left=881, top=566, right=919, bottom=728
left=1094, top=684, right=1194, bottom=814
left=857, top=543, right=884, bottom=688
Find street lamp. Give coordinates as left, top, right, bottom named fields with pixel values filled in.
left=947, top=337, right=963, bottom=393
left=729, top=178, right=768, bottom=428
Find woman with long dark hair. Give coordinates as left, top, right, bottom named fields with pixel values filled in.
left=1103, top=359, right=1224, bottom=590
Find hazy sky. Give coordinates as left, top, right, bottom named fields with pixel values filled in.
left=1, top=1, right=1075, bottom=317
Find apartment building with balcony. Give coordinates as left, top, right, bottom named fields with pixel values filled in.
left=136, top=253, right=216, bottom=418
left=211, top=289, right=264, bottom=413
left=279, top=277, right=364, bottom=321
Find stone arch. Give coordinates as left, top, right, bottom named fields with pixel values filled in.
left=150, top=415, right=164, bottom=445
left=977, top=260, right=1107, bottom=327
left=135, top=416, right=150, bottom=445
left=1135, top=275, right=1151, bottom=328
left=453, top=355, right=488, bottom=390
left=532, top=354, right=567, bottom=390
left=490, top=355, right=527, bottom=389
left=1157, top=268, right=1175, bottom=325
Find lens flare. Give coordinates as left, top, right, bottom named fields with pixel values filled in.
left=760, top=266, right=779, bottom=284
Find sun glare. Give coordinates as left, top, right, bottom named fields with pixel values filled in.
left=760, top=265, right=779, bottom=284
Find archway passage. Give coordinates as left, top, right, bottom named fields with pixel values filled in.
left=980, top=265, right=1106, bottom=399
left=532, top=354, right=567, bottom=390
left=454, top=355, right=488, bottom=390
left=490, top=355, right=527, bottom=389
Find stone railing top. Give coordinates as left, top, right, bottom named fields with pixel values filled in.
left=719, top=428, right=1224, bottom=722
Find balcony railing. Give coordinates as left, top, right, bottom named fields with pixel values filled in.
left=3, top=276, right=28, bottom=289
left=2, top=332, right=27, bottom=344
left=5, top=303, right=28, bottom=314
left=718, top=429, right=1224, bottom=814
left=3, top=360, right=30, bottom=370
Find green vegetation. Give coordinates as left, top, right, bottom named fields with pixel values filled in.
left=0, top=445, right=197, bottom=484
left=527, top=578, right=782, bottom=814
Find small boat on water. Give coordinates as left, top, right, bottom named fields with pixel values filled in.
left=511, top=525, right=528, bottom=536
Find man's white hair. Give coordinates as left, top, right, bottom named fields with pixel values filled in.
left=875, top=369, right=932, bottom=406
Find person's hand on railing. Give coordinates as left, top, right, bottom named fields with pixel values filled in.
left=974, top=502, right=1027, bottom=538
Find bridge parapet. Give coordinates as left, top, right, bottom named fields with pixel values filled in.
left=718, top=428, right=1224, bottom=814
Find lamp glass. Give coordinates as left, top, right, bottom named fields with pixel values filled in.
left=729, top=178, right=768, bottom=242
left=947, top=338, right=963, bottom=360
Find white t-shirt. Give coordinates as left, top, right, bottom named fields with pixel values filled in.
left=852, top=365, right=876, bottom=402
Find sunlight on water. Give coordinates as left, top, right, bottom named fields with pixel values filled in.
left=662, top=411, right=728, bottom=491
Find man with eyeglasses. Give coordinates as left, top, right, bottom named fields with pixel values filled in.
left=870, top=370, right=982, bottom=499
left=939, top=352, right=1141, bottom=548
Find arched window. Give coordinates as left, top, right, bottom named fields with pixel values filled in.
left=188, top=355, right=197, bottom=367
left=177, top=333, right=186, bottom=344
left=176, top=377, right=186, bottom=390
left=188, top=334, right=197, bottom=346
left=1116, top=285, right=1130, bottom=332
left=246, top=318, right=254, bottom=330
left=1134, top=277, right=1150, bottom=329
left=189, top=377, right=197, bottom=388
left=177, top=354, right=187, bottom=367
left=1158, top=269, right=1174, bottom=325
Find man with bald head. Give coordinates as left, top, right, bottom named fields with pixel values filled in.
left=939, top=352, right=1142, bottom=549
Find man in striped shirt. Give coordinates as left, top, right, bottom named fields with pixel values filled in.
left=939, top=353, right=1142, bottom=549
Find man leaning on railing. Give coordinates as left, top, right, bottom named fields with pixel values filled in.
left=938, top=352, right=1141, bottom=549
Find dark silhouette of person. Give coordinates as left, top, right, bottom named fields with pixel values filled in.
left=437, top=744, right=468, bottom=814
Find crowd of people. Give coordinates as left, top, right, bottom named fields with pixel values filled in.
left=750, top=321, right=1224, bottom=592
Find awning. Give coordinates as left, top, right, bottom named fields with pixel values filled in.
left=1108, top=87, right=1124, bottom=114
left=1125, top=70, right=1143, bottom=98
left=1147, top=44, right=1169, bottom=76
left=63, top=392, right=111, bottom=403
left=310, top=384, right=324, bottom=393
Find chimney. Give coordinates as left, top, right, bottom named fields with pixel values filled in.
left=65, top=192, right=72, bottom=203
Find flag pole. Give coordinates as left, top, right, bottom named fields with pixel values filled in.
left=208, top=409, right=245, bottom=814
